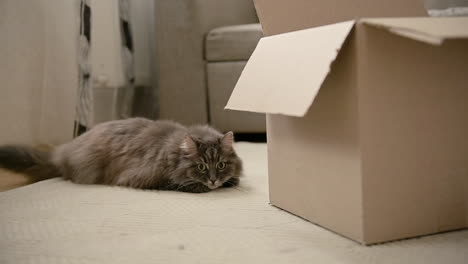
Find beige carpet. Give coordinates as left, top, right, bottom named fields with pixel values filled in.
left=1, top=143, right=467, bottom=264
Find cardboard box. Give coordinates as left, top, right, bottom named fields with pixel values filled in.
left=226, top=17, right=468, bottom=245
left=254, top=0, right=428, bottom=36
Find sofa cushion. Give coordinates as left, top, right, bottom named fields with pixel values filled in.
left=205, top=24, right=263, bottom=62
left=207, top=61, right=266, bottom=133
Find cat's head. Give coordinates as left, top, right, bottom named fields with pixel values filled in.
left=180, top=128, right=243, bottom=190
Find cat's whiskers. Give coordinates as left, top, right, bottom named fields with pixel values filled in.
left=223, top=178, right=237, bottom=186
left=230, top=185, right=247, bottom=193
left=222, top=178, right=246, bottom=193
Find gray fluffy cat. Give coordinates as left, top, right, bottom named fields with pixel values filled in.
left=0, top=118, right=243, bottom=193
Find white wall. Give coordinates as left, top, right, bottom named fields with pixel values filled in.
left=0, top=0, right=78, bottom=145
left=130, top=0, right=155, bottom=87
left=40, top=0, right=79, bottom=144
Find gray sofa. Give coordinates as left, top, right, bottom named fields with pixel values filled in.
left=153, top=0, right=265, bottom=132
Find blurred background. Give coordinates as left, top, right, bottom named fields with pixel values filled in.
left=0, top=0, right=265, bottom=146
left=1, top=0, right=467, bottom=146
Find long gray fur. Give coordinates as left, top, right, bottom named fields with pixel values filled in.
left=0, top=118, right=243, bottom=193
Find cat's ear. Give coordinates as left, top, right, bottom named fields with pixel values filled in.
left=180, top=135, right=197, bottom=155
left=221, top=131, right=234, bottom=152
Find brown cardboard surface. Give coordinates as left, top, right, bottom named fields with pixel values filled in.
left=363, top=17, right=468, bottom=45
left=254, top=0, right=427, bottom=36
left=225, top=21, right=355, bottom=117
left=227, top=17, right=468, bottom=244
left=266, top=32, right=363, bottom=241
left=358, top=22, right=468, bottom=243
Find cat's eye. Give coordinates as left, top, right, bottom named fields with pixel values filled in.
left=216, top=162, right=226, bottom=170
left=197, top=164, right=207, bottom=172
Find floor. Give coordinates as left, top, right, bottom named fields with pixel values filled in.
left=0, top=169, right=33, bottom=192
left=1, top=143, right=467, bottom=263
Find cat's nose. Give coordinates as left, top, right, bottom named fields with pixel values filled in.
left=209, top=180, right=216, bottom=185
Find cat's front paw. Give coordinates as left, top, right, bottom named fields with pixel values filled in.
left=178, top=183, right=211, bottom=193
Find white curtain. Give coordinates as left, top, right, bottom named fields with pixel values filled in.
left=0, top=0, right=152, bottom=145
left=0, top=0, right=78, bottom=145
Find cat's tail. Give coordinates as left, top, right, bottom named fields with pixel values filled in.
left=0, top=145, right=61, bottom=182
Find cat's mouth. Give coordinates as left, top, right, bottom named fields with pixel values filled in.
left=206, top=180, right=222, bottom=190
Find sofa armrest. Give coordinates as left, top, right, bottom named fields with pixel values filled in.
left=153, top=0, right=258, bottom=125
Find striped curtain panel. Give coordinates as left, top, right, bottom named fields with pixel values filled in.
left=75, top=0, right=92, bottom=136
left=74, top=0, right=135, bottom=137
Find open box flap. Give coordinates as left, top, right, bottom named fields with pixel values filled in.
left=362, top=17, right=468, bottom=45
left=225, top=21, right=355, bottom=117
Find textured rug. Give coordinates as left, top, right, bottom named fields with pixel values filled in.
left=1, top=143, right=467, bottom=263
